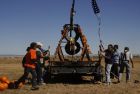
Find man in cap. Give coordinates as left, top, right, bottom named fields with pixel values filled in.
left=36, top=42, right=46, bottom=53
left=15, top=42, right=39, bottom=90
left=36, top=42, right=49, bottom=85
left=119, top=47, right=134, bottom=83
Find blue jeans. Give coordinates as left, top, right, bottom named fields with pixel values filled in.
left=105, top=63, right=113, bottom=83
left=36, top=63, right=44, bottom=83
left=111, top=63, right=120, bottom=79
left=119, top=61, right=131, bottom=81
left=16, top=67, right=37, bottom=87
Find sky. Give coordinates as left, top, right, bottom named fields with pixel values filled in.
left=0, top=0, right=140, bottom=55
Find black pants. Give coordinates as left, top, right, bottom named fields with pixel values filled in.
left=36, top=63, right=43, bottom=83
left=16, top=67, right=37, bottom=87
left=111, top=63, right=120, bottom=79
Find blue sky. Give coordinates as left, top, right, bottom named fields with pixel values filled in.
left=0, top=0, right=140, bottom=55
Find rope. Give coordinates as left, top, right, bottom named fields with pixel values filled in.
left=96, top=14, right=104, bottom=50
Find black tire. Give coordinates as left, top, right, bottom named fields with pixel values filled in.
left=65, top=42, right=81, bottom=55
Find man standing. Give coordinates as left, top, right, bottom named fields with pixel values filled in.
left=15, top=42, right=39, bottom=90
left=119, top=47, right=134, bottom=83
left=101, top=44, right=114, bottom=85
left=111, top=45, right=120, bottom=83
left=36, top=42, right=46, bottom=85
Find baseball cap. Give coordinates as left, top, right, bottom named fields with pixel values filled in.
left=36, top=42, right=43, bottom=47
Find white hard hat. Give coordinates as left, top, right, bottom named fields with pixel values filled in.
left=36, top=42, right=43, bottom=47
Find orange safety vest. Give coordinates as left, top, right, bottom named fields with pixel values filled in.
left=24, top=49, right=37, bottom=69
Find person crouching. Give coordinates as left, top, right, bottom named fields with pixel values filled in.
left=15, top=42, right=39, bottom=90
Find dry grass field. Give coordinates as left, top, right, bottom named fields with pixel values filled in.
left=0, top=57, right=140, bottom=94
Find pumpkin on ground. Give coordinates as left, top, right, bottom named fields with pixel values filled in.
left=0, top=76, right=10, bottom=84
left=2, top=83, right=8, bottom=89
left=0, top=83, right=7, bottom=91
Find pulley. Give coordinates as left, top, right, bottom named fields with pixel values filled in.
left=65, top=41, right=81, bottom=55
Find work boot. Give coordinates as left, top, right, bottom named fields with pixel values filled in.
left=38, top=82, right=46, bottom=85
left=117, top=80, right=120, bottom=83
left=126, top=80, right=131, bottom=84
left=14, top=81, right=19, bottom=89
left=96, top=81, right=102, bottom=84
left=41, top=82, right=46, bottom=85
left=8, top=82, right=18, bottom=89
left=31, top=86, right=39, bottom=90
left=105, top=82, right=111, bottom=86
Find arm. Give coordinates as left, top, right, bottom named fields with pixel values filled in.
left=119, top=53, right=122, bottom=65
left=40, top=46, right=50, bottom=56
left=43, top=50, right=49, bottom=56
left=22, top=55, right=26, bottom=67
left=39, top=48, right=46, bottom=53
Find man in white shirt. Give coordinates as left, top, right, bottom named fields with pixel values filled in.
left=119, top=47, right=134, bottom=83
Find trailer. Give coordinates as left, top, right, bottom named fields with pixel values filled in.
left=43, top=0, right=103, bottom=82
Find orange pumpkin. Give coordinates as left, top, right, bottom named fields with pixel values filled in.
left=0, top=76, right=7, bottom=80
left=2, top=83, right=8, bottom=89
left=0, top=83, right=7, bottom=91
left=3, top=80, right=10, bottom=84
left=0, top=76, right=10, bottom=84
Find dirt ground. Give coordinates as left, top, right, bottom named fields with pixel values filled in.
left=0, top=57, right=140, bottom=94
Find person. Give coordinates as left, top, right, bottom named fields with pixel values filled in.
left=36, top=42, right=46, bottom=85
left=119, top=47, right=134, bottom=83
left=15, top=42, right=39, bottom=90
left=101, top=44, right=114, bottom=85
left=111, top=45, right=120, bottom=83
left=20, top=47, right=31, bottom=84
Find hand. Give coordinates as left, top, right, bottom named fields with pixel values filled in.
left=100, top=52, right=105, bottom=57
